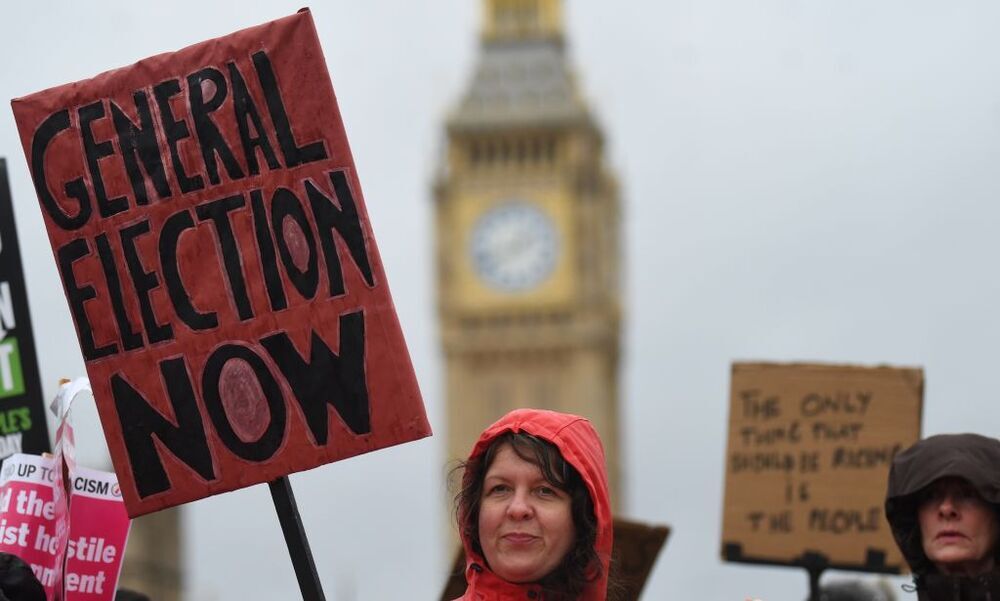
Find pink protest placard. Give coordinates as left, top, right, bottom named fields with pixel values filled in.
left=0, top=454, right=65, bottom=598
left=64, top=465, right=129, bottom=600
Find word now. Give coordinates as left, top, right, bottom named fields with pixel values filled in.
left=113, top=311, right=370, bottom=499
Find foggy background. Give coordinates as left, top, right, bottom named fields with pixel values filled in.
left=3, top=1, right=1000, bottom=598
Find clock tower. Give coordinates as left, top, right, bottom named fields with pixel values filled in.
left=436, top=0, right=623, bottom=500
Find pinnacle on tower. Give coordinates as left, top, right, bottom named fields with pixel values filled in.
left=482, top=0, right=563, bottom=43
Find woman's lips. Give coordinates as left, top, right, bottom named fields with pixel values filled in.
left=501, top=533, right=539, bottom=544
left=935, top=530, right=967, bottom=542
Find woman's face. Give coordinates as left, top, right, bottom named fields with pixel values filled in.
left=918, top=476, right=1000, bottom=576
left=477, top=443, right=576, bottom=583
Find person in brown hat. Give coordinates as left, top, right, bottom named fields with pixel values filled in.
left=885, top=433, right=1000, bottom=600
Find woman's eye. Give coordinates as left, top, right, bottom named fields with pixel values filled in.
left=488, top=484, right=510, bottom=495
left=537, top=486, right=557, bottom=497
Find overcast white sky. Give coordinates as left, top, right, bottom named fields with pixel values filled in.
left=4, top=1, right=1000, bottom=599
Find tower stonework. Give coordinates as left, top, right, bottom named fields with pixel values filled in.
left=436, top=0, right=623, bottom=501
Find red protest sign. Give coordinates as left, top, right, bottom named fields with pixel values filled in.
left=10, top=9, right=430, bottom=516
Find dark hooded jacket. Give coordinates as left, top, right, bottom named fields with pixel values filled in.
left=885, top=433, right=1000, bottom=600
left=455, top=409, right=613, bottom=601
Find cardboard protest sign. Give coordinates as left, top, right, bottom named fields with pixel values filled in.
left=0, top=159, right=49, bottom=459
left=721, top=362, right=923, bottom=572
left=608, top=519, right=670, bottom=601
left=10, top=9, right=430, bottom=516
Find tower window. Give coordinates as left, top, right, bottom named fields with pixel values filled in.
left=463, top=136, right=561, bottom=169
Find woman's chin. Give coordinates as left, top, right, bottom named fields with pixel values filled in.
left=934, top=556, right=994, bottom=577
left=493, top=561, right=546, bottom=584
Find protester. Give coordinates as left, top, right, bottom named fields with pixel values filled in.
left=0, top=553, right=45, bottom=601
left=452, top=408, right=613, bottom=600
left=885, top=433, right=1000, bottom=599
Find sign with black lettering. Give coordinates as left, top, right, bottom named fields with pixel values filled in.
left=10, top=9, right=430, bottom=517
left=0, top=159, right=49, bottom=460
left=721, top=362, right=922, bottom=572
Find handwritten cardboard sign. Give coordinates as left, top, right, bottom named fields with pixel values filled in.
left=721, top=362, right=922, bottom=572
left=10, top=9, right=430, bottom=516
left=0, top=159, right=49, bottom=459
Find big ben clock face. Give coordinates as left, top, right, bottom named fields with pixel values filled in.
left=470, top=201, right=560, bottom=292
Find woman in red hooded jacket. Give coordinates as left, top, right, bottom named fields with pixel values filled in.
left=452, top=408, right=613, bottom=600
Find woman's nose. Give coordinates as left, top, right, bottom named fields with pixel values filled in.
left=506, top=490, right=534, bottom=520
left=938, top=495, right=959, bottom=517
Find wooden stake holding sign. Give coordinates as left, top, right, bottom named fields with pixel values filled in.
left=10, top=10, right=430, bottom=598
left=721, top=362, right=923, bottom=599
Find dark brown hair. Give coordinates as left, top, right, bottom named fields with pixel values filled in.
left=453, top=431, right=601, bottom=599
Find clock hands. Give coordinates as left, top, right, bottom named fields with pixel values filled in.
left=470, top=201, right=558, bottom=292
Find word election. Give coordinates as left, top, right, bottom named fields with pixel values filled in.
left=58, top=169, right=373, bottom=360
left=30, top=50, right=327, bottom=230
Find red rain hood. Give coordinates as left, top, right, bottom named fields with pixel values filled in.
left=458, top=409, right=613, bottom=600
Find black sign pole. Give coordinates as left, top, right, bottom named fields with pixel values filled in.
left=269, top=476, right=326, bottom=601
left=806, top=566, right=823, bottom=601
left=802, top=552, right=826, bottom=601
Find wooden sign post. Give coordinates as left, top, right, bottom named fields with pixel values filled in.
left=721, top=362, right=923, bottom=597
left=11, top=10, right=431, bottom=598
